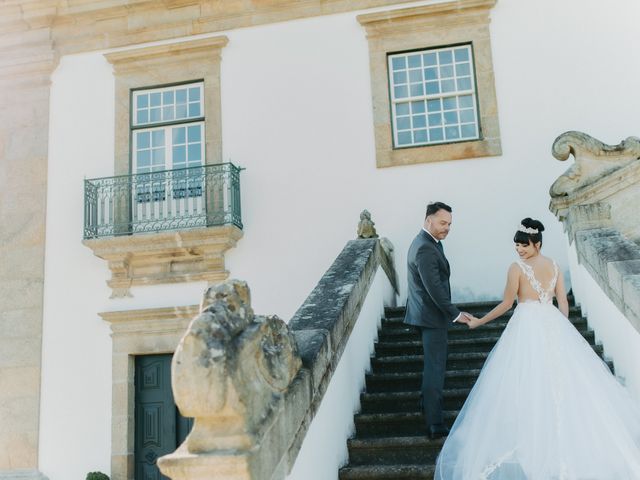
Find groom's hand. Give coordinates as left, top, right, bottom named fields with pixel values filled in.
left=466, top=314, right=480, bottom=329
left=455, top=312, right=472, bottom=324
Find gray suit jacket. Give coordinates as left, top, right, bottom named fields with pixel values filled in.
left=404, top=230, right=461, bottom=329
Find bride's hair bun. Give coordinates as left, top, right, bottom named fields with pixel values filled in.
left=521, top=218, right=545, bottom=233
left=514, top=217, right=544, bottom=246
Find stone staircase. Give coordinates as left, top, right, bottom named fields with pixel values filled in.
left=338, top=297, right=611, bottom=480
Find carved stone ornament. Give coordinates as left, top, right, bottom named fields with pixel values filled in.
left=158, top=280, right=301, bottom=479
left=550, top=131, right=640, bottom=198
left=357, top=209, right=379, bottom=239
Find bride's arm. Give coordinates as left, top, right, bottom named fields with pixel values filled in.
left=555, top=269, right=569, bottom=317
left=469, top=263, right=519, bottom=329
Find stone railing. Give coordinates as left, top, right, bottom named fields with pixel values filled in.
left=158, top=229, right=397, bottom=479
left=549, top=130, right=640, bottom=399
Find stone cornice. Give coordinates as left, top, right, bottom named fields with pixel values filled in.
left=104, top=35, right=229, bottom=71
left=33, top=0, right=430, bottom=56
left=357, top=0, right=496, bottom=26
left=100, top=304, right=199, bottom=336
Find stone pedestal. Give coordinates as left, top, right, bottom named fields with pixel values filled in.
left=157, top=280, right=302, bottom=480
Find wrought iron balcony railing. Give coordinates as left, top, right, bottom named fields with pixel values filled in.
left=84, top=163, right=242, bottom=239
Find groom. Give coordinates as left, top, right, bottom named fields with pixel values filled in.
left=404, top=202, right=470, bottom=440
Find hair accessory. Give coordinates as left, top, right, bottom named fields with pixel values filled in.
left=518, top=225, right=539, bottom=235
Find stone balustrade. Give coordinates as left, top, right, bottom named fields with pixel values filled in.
left=158, top=236, right=397, bottom=480
left=549, top=130, right=640, bottom=333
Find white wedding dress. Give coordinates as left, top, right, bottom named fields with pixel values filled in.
left=435, top=260, right=640, bottom=479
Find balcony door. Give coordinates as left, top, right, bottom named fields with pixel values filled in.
left=131, top=82, right=205, bottom=232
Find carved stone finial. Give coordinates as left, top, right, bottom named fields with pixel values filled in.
left=550, top=131, right=640, bottom=197
left=357, top=209, right=379, bottom=239
left=159, top=280, right=302, bottom=479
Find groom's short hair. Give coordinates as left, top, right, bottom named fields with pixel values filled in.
left=426, top=201, right=452, bottom=218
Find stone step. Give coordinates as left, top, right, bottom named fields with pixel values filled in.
left=381, top=305, right=583, bottom=329
left=339, top=464, right=435, bottom=480
left=384, top=295, right=576, bottom=319
left=375, top=329, right=597, bottom=356
left=360, top=389, right=470, bottom=414
left=378, top=317, right=589, bottom=342
left=353, top=411, right=457, bottom=438
left=371, top=344, right=605, bottom=374
left=365, top=370, right=481, bottom=393
left=346, top=435, right=446, bottom=466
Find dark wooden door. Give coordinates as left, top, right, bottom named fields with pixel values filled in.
left=134, top=354, right=193, bottom=480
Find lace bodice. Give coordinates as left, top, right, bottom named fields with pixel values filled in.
left=516, top=259, right=558, bottom=304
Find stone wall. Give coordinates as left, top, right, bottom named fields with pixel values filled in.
left=0, top=10, right=56, bottom=477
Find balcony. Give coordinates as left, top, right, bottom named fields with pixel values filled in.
left=82, top=163, right=244, bottom=298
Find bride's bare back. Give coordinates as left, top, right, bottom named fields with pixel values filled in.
left=468, top=254, right=570, bottom=328
left=516, top=256, right=558, bottom=304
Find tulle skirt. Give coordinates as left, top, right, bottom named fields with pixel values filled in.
left=435, top=302, right=640, bottom=480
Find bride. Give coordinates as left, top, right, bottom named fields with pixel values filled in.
left=435, top=218, right=640, bottom=479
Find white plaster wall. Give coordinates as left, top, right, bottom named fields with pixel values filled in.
left=567, top=241, right=640, bottom=403
left=287, top=267, right=395, bottom=480
left=39, top=0, right=640, bottom=477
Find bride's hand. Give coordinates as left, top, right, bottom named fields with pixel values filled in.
left=467, top=315, right=481, bottom=329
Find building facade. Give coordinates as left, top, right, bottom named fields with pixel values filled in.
left=1, top=0, right=640, bottom=478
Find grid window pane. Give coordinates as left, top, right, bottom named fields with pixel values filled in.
left=176, top=89, right=187, bottom=104
left=411, top=101, right=426, bottom=114
left=428, top=113, right=443, bottom=126
left=427, top=99, right=442, bottom=112
left=408, top=55, right=421, bottom=68
left=396, top=103, right=410, bottom=116
left=187, top=125, right=201, bottom=142
left=393, top=71, right=407, bottom=84
left=424, top=67, right=438, bottom=81
left=173, top=145, right=186, bottom=164
left=410, top=84, right=424, bottom=96
left=457, top=77, right=472, bottom=91
left=414, top=130, right=428, bottom=143
left=461, top=124, right=477, bottom=138
left=397, top=117, right=411, bottom=130
left=392, top=57, right=406, bottom=70
left=394, top=85, right=409, bottom=98
left=456, top=63, right=470, bottom=76
left=439, top=65, right=454, bottom=79
left=460, top=109, right=475, bottom=123
left=389, top=44, right=479, bottom=147
left=454, top=48, right=469, bottom=62
left=409, top=69, right=423, bottom=83
left=398, top=131, right=412, bottom=145
left=188, top=103, right=201, bottom=118
left=423, top=53, right=437, bottom=66
left=150, top=93, right=161, bottom=107
left=443, top=97, right=457, bottom=110
left=429, top=128, right=444, bottom=141
left=445, top=126, right=460, bottom=140
left=413, top=115, right=426, bottom=129
left=133, top=82, right=204, bottom=127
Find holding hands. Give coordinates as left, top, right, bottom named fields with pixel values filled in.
left=457, top=312, right=482, bottom=329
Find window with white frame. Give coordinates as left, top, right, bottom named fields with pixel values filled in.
left=132, top=82, right=204, bottom=172
left=131, top=82, right=205, bottom=201
left=388, top=44, right=479, bottom=148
